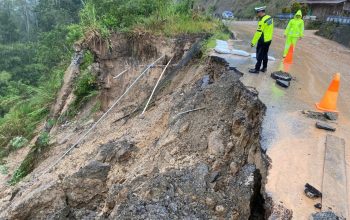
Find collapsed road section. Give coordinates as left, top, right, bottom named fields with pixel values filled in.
left=0, top=33, right=280, bottom=219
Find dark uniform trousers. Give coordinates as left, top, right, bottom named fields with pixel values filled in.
left=255, top=40, right=271, bottom=71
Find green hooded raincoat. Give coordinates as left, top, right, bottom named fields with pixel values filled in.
left=283, top=10, right=304, bottom=57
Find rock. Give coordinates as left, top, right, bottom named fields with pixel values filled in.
left=73, top=160, right=111, bottom=180
left=310, top=211, right=345, bottom=220
left=63, top=161, right=111, bottom=209
left=271, top=71, right=292, bottom=81
left=304, top=183, right=322, bottom=199
left=324, top=112, right=338, bottom=121
left=96, top=140, right=135, bottom=163
left=193, top=163, right=209, bottom=189
left=207, top=130, right=225, bottom=156
left=201, top=75, right=210, bottom=88
left=205, top=197, right=216, bottom=209
left=3, top=183, right=67, bottom=220
left=267, top=203, right=293, bottom=220
left=314, top=203, right=322, bottom=209
left=230, top=162, right=239, bottom=175
left=276, top=79, right=290, bottom=88
left=215, top=205, right=225, bottom=214
left=316, top=122, right=336, bottom=132
left=209, top=171, right=220, bottom=183
left=231, top=210, right=240, bottom=220
left=179, top=122, right=190, bottom=134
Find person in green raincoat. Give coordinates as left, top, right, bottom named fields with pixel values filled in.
left=283, top=10, right=304, bottom=57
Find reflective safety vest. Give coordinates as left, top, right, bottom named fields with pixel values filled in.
left=251, top=15, right=274, bottom=46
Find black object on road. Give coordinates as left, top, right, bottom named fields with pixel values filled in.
left=304, top=183, right=322, bottom=199
left=316, top=122, right=336, bottom=132
left=324, top=112, right=338, bottom=121
left=314, top=203, right=322, bottom=209
left=271, top=71, right=292, bottom=81
left=276, top=79, right=290, bottom=88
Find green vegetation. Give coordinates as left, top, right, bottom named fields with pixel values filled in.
left=10, top=137, right=29, bottom=151
left=1, top=0, right=225, bottom=184
left=316, top=22, right=350, bottom=48
left=0, top=164, right=8, bottom=175
left=202, top=29, right=231, bottom=53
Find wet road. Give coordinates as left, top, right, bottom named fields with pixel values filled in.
left=225, top=21, right=350, bottom=219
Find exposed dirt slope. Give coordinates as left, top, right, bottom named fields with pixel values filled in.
left=0, top=33, right=270, bottom=219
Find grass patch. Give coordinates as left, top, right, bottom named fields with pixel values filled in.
left=0, top=164, right=8, bottom=175
left=201, top=23, right=232, bottom=54
left=9, top=131, right=50, bottom=185
left=142, top=14, right=223, bottom=37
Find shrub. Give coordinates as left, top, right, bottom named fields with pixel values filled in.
left=10, top=136, right=28, bottom=150
left=37, top=132, right=50, bottom=148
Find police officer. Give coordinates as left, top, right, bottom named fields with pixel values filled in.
left=249, top=6, right=274, bottom=74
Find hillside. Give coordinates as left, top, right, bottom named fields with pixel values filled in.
left=196, top=0, right=291, bottom=17
left=0, top=1, right=277, bottom=219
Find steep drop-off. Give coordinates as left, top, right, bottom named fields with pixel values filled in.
left=0, top=33, right=272, bottom=219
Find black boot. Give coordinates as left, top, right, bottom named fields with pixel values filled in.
left=260, top=67, right=267, bottom=73
left=249, top=69, right=259, bottom=74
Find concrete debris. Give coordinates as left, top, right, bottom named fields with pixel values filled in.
left=302, top=110, right=328, bottom=121
left=304, top=183, right=322, bottom=199
left=314, top=203, right=322, bottom=209
left=316, top=122, right=336, bottom=132
left=276, top=79, right=290, bottom=88
left=310, top=211, right=345, bottom=220
left=271, top=71, right=292, bottom=81
left=324, top=112, right=338, bottom=121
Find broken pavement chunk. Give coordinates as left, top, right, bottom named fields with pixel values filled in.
left=276, top=79, right=290, bottom=88
left=316, top=122, right=336, bottom=132
left=310, top=211, right=345, bottom=220
left=304, top=183, right=322, bottom=199
left=324, top=112, right=338, bottom=121
left=271, top=71, right=292, bottom=81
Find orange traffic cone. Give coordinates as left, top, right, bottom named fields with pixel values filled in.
left=315, top=73, right=340, bottom=112
left=284, top=45, right=294, bottom=64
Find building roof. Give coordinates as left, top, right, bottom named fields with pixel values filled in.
left=298, top=0, right=347, bottom=3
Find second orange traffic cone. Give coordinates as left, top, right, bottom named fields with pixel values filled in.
left=315, top=73, right=340, bottom=112
left=284, top=45, right=294, bottom=64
